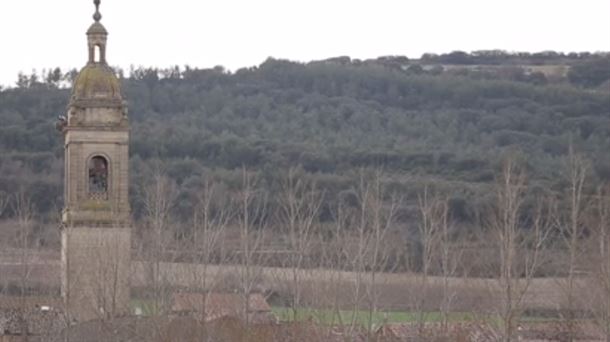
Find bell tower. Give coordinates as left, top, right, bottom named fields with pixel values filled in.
left=59, top=0, right=131, bottom=322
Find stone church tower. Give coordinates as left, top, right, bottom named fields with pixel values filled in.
left=59, top=0, right=131, bottom=322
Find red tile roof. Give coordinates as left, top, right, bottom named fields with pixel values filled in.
left=377, top=322, right=499, bottom=341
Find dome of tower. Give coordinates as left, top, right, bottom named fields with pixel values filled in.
left=72, top=63, right=122, bottom=101
left=87, top=21, right=108, bottom=35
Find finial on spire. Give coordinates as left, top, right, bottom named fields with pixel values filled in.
left=93, top=0, right=102, bottom=22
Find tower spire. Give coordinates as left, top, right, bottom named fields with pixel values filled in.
left=86, top=0, right=108, bottom=64
left=93, top=0, right=102, bottom=22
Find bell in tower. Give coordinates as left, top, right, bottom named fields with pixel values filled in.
left=60, top=0, right=132, bottom=322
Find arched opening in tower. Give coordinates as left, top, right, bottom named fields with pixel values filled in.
left=89, top=156, right=108, bottom=199
left=94, top=45, right=101, bottom=63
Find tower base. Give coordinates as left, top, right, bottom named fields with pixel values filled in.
left=61, top=226, right=131, bottom=322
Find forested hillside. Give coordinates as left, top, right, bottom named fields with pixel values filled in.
left=1, top=52, right=609, bottom=227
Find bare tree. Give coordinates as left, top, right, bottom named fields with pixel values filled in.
left=360, top=169, right=398, bottom=339
left=277, top=168, right=323, bottom=322
left=554, top=145, right=590, bottom=341
left=139, top=167, right=179, bottom=315
left=11, top=188, right=35, bottom=340
left=589, top=184, right=610, bottom=341
left=0, top=190, right=8, bottom=218
left=343, top=172, right=370, bottom=335
left=337, top=169, right=398, bottom=340
left=190, top=177, right=232, bottom=329
left=488, top=157, right=552, bottom=342
left=234, top=167, right=268, bottom=328
left=192, top=179, right=231, bottom=261
left=491, top=158, right=526, bottom=341
left=438, top=198, right=459, bottom=332
left=0, top=190, right=8, bottom=293
left=316, top=195, right=350, bottom=329
left=416, top=186, right=458, bottom=334
left=415, top=185, right=441, bottom=331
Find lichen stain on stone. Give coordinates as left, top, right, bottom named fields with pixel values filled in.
left=73, top=64, right=122, bottom=100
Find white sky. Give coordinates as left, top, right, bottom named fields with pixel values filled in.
left=0, top=0, right=609, bottom=86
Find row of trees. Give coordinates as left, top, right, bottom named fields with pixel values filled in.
left=2, top=148, right=610, bottom=340
left=421, top=50, right=609, bottom=65
left=6, top=50, right=608, bottom=91
left=130, top=151, right=610, bottom=341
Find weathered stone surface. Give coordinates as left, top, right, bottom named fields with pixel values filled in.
left=60, top=2, right=132, bottom=323
left=61, top=227, right=131, bottom=321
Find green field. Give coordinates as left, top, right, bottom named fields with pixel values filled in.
left=132, top=299, right=160, bottom=316
left=132, top=299, right=554, bottom=327
left=272, top=307, right=476, bottom=326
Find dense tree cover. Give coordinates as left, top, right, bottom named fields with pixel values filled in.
left=0, top=54, right=609, bottom=227
left=422, top=50, right=610, bottom=66
left=568, top=57, right=610, bottom=87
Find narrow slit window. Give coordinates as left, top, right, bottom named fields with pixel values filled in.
left=89, top=156, right=108, bottom=198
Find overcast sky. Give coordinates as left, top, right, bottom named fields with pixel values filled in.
left=1, top=0, right=609, bottom=86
